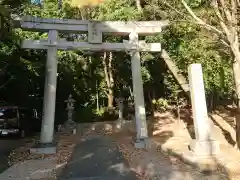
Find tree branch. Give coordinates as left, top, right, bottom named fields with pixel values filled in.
left=0, top=78, right=12, bottom=90
left=212, top=0, right=231, bottom=37
left=219, top=0, right=233, bottom=23
left=181, top=0, right=224, bottom=35
left=237, top=0, right=240, bottom=7
left=160, top=0, right=186, bottom=18
left=0, top=64, right=9, bottom=75
left=231, top=0, right=238, bottom=44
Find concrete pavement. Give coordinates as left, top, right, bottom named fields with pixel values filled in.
left=58, top=135, right=137, bottom=180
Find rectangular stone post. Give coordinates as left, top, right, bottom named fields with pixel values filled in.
left=117, top=97, right=124, bottom=120
left=129, top=32, right=149, bottom=148
left=115, top=97, right=124, bottom=130
left=188, top=64, right=218, bottom=156
left=119, top=104, right=123, bottom=120
left=40, top=30, right=58, bottom=145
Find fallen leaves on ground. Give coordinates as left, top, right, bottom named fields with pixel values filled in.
left=8, top=131, right=78, bottom=167
left=114, top=112, right=239, bottom=180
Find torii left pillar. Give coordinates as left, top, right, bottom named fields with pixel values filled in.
left=30, top=30, right=58, bottom=154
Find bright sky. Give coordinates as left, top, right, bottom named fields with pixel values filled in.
left=30, top=0, right=106, bottom=8
left=70, top=0, right=106, bottom=7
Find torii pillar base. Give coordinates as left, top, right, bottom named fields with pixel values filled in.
left=134, top=138, right=151, bottom=148
left=30, top=142, right=57, bottom=155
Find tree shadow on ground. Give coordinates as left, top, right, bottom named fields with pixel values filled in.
left=177, top=106, right=236, bottom=147
left=58, top=120, right=231, bottom=180
left=159, top=147, right=231, bottom=180
left=145, top=112, right=231, bottom=180
left=215, top=106, right=237, bottom=128
left=119, top=129, right=231, bottom=180
left=172, top=108, right=196, bottom=139
left=147, top=112, right=174, bottom=138
left=209, top=115, right=236, bottom=146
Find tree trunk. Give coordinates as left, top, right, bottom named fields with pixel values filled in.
left=108, top=89, right=114, bottom=108
left=102, top=52, right=114, bottom=108
left=108, top=52, right=114, bottom=107
left=96, top=80, right=99, bottom=111
left=58, top=0, right=62, bottom=9
left=147, top=91, right=155, bottom=114
left=233, top=60, right=240, bottom=149
left=135, top=0, right=142, bottom=11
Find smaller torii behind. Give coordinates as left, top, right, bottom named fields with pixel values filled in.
left=16, top=16, right=169, bottom=153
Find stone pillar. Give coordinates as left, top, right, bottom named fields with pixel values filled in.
left=117, top=97, right=124, bottom=120
left=115, top=97, right=124, bottom=130
left=188, top=64, right=218, bottom=156
left=64, top=94, right=76, bottom=134
left=40, top=30, right=58, bottom=145
left=129, top=32, right=149, bottom=148
left=65, top=94, right=76, bottom=123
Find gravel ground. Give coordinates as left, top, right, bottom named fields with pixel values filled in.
left=81, top=120, right=236, bottom=180
left=4, top=128, right=80, bottom=180
left=0, top=136, right=24, bottom=173
left=4, top=117, right=239, bottom=180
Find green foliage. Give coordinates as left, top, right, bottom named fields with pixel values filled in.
left=0, top=0, right=236, bottom=123
left=94, top=107, right=105, bottom=116
left=162, top=22, right=233, bottom=101
left=97, top=0, right=141, bottom=20
left=152, top=98, right=169, bottom=112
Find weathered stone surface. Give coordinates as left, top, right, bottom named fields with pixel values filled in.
left=129, top=32, right=148, bottom=141
left=40, top=30, right=58, bottom=145
left=16, top=16, right=169, bottom=34
left=22, top=40, right=161, bottom=52
left=188, top=64, right=211, bottom=142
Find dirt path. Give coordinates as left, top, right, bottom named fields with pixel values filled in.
left=116, top=134, right=230, bottom=180
left=60, top=121, right=231, bottom=180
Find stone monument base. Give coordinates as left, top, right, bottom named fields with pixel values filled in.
left=115, top=118, right=125, bottom=129
left=189, top=139, right=220, bottom=157
left=134, top=138, right=151, bottom=149
left=30, top=142, right=57, bottom=154
left=64, top=120, right=77, bottom=134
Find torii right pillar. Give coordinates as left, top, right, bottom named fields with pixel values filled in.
left=129, top=32, right=149, bottom=148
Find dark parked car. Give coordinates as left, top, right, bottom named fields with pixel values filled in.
left=0, top=106, right=42, bottom=137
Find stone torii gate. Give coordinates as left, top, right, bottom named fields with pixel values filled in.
left=15, top=16, right=168, bottom=153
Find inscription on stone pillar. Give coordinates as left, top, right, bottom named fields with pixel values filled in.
left=88, top=21, right=102, bottom=44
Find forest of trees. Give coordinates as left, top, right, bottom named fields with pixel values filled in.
left=0, top=0, right=238, bottom=125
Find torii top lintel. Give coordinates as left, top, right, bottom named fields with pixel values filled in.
left=15, top=16, right=169, bottom=35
